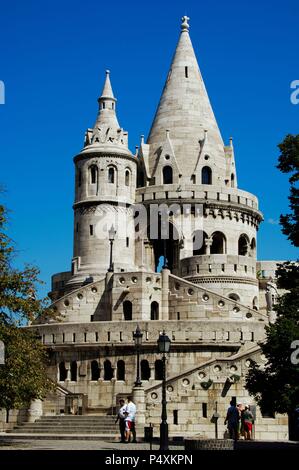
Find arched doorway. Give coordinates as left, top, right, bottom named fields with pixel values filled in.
left=104, top=360, right=113, bottom=381
left=141, top=360, right=151, bottom=380
left=155, top=360, right=163, bottom=380
left=150, top=301, right=159, bottom=320
left=148, top=219, right=180, bottom=273
left=59, top=362, right=67, bottom=381
left=123, top=301, right=132, bottom=321
left=117, top=360, right=125, bottom=380
left=91, top=360, right=100, bottom=381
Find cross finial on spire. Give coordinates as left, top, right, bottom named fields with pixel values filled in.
left=181, top=15, right=190, bottom=32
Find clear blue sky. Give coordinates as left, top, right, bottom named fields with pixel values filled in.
left=0, top=0, right=298, bottom=298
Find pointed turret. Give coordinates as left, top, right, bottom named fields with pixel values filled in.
left=147, top=17, right=227, bottom=186
left=82, top=70, right=130, bottom=152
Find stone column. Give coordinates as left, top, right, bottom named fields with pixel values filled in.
left=27, top=399, right=43, bottom=423
left=132, top=386, right=146, bottom=438
left=161, top=268, right=170, bottom=321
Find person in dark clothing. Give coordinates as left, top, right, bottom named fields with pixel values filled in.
left=115, top=399, right=126, bottom=442
left=224, top=400, right=240, bottom=441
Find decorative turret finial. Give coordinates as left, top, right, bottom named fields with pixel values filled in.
left=181, top=15, right=190, bottom=32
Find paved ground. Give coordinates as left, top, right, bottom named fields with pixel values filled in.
left=0, top=437, right=299, bottom=451
left=0, top=438, right=181, bottom=450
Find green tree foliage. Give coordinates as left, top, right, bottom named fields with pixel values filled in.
left=277, top=134, right=299, bottom=247
left=245, top=135, right=299, bottom=416
left=0, top=200, right=55, bottom=418
left=0, top=325, right=54, bottom=418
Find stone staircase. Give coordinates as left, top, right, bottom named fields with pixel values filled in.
left=6, top=415, right=119, bottom=440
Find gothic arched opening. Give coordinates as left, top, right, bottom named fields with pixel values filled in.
left=202, top=166, right=212, bottom=185
left=91, top=360, right=100, bottom=381
left=90, top=165, right=98, bottom=185
left=104, top=360, right=113, bottom=381
left=211, top=232, right=226, bottom=254
left=59, top=362, right=67, bottom=381
left=117, top=360, right=125, bottom=380
left=155, top=359, right=163, bottom=380
left=125, top=169, right=130, bottom=186
left=123, top=301, right=132, bottom=321
left=141, top=360, right=151, bottom=380
left=193, top=230, right=208, bottom=255
left=163, top=166, right=173, bottom=184
left=150, top=301, right=159, bottom=320
left=231, top=173, right=235, bottom=188
left=238, top=234, right=249, bottom=256
left=148, top=219, right=180, bottom=273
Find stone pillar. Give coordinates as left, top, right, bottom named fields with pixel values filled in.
left=66, top=362, right=71, bottom=381
left=133, top=386, right=146, bottom=438
left=27, top=399, right=43, bottom=423
left=161, top=268, right=170, bottom=321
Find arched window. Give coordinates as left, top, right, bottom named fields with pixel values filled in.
left=141, top=360, right=151, bottom=380
left=231, top=173, right=235, bottom=188
left=163, top=166, right=173, bottom=184
left=59, top=362, right=67, bottom=381
left=228, top=293, right=240, bottom=302
left=123, top=301, right=132, bottom=321
left=251, top=238, right=256, bottom=256
left=211, top=232, right=226, bottom=254
left=125, top=169, right=130, bottom=186
left=117, top=360, right=125, bottom=381
left=90, top=165, right=98, bottom=184
left=238, top=234, right=249, bottom=256
left=104, top=360, right=113, bottom=381
left=253, top=297, right=258, bottom=310
left=193, top=231, right=208, bottom=255
left=150, top=301, right=159, bottom=320
left=108, top=167, right=115, bottom=184
left=155, top=360, right=163, bottom=380
left=70, top=361, right=77, bottom=381
left=202, top=166, right=212, bottom=185
left=91, top=360, right=100, bottom=381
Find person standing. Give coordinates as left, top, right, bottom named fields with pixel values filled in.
left=124, top=396, right=137, bottom=443
left=115, top=399, right=126, bottom=442
left=243, top=405, right=254, bottom=440
left=224, top=400, right=240, bottom=441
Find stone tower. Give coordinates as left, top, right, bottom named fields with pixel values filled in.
left=137, top=16, right=263, bottom=308
left=67, top=70, right=137, bottom=290
left=35, top=17, right=287, bottom=442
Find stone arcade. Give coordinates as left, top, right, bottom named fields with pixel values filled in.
left=31, top=17, right=287, bottom=440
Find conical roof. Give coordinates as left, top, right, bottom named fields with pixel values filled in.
left=147, top=17, right=225, bottom=182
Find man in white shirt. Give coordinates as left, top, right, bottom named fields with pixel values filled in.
left=124, top=396, right=137, bottom=443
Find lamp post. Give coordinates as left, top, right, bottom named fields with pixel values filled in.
left=133, top=325, right=143, bottom=387
left=157, top=330, right=171, bottom=451
left=108, top=225, right=116, bottom=272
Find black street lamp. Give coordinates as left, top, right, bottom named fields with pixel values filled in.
left=108, top=225, right=116, bottom=272
left=157, top=330, right=171, bottom=451
left=133, top=325, right=143, bottom=387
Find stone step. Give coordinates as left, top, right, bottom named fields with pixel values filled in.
left=12, top=425, right=118, bottom=430
left=3, top=433, right=119, bottom=440
left=9, top=429, right=119, bottom=434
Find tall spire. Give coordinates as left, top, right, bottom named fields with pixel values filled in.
left=99, top=69, right=115, bottom=100
left=84, top=70, right=130, bottom=151
left=147, top=17, right=225, bottom=183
